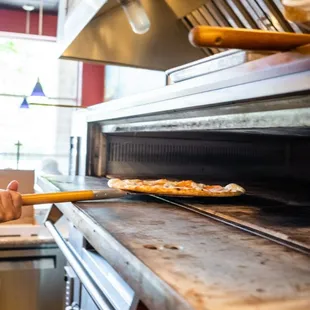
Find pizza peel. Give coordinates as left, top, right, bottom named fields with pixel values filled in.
left=21, top=186, right=244, bottom=206
left=189, top=26, right=310, bottom=50
left=21, top=189, right=128, bottom=206
left=20, top=189, right=207, bottom=206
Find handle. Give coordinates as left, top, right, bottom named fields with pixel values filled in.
left=22, top=189, right=126, bottom=206
left=65, top=303, right=80, bottom=310
left=189, top=26, right=310, bottom=51
left=45, top=221, right=115, bottom=310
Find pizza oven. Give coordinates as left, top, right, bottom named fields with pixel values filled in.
left=85, top=128, right=309, bottom=203
left=83, top=53, right=309, bottom=184
left=54, top=48, right=310, bottom=310
left=69, top=49, right=310, bottom=247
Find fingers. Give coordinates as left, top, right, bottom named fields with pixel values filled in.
left=7, top=180, right=19, bottom=191
left=6, top=180, right=22, bottom=217
left=10, top=190, right=22, bottom=218
left=0, top=189, right=22, bottom=223
left=0, top=180, right=22, bottom=223
left=0, top=190, right=14, bottom=222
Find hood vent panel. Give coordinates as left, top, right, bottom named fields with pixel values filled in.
left=181, top=0, right=308, bottom=56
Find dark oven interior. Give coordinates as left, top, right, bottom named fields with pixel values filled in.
left=85, top=127, right=310, bottom=255
left=87, top=128, right=310, bottom=207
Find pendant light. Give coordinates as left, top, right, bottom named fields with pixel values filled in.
left=20, top=77, right=83, bottom=109
left=20, top=97, right=29, bottom=109
left=119, top=0, right=150, bottom=34
left=27, top=78, right=48, bottom=104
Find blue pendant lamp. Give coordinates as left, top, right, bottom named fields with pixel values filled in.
left=27, top=78, right=48, bottom=104
left=31, top=78, right=45, bottom=96
left=20, top=97, right=29, bottom=109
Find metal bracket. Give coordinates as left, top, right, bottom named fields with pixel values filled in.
left=44, top=204, right=63, bottom=224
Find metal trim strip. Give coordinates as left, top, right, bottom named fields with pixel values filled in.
left=87, top=68, right=310, bottom=124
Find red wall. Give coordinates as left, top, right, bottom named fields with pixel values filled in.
left=0, top=9, right=57, bottom=36
left=82, top=63, right=104, bottom=107
left=0, top=8, right=104, bottom=107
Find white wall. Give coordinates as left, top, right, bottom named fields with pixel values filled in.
left=104, top=65, right=166, bottom=101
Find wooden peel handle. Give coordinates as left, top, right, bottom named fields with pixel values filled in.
left=21, top=190, right=96, bottom=206
left=21, top=189, right=126, bottom=206
left=189, top=26, right=310, bottom=51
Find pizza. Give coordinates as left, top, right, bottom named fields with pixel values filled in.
left=107, top=178, right=245, bottom=197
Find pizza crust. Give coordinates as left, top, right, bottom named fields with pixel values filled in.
left=108, top=179, right=245, bottom=197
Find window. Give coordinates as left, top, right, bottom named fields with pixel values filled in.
left=0, top=36, right=80, bottom=173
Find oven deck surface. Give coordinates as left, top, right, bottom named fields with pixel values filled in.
left=39, top=175, right=310, bottom=310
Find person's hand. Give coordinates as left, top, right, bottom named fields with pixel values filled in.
left=0, top=180, right=22, bottom=223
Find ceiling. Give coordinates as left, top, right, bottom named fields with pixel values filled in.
left=0, top=0, right=59, bottom=13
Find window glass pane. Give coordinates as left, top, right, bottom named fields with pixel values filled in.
left=0, top=36, right=79, bottom=173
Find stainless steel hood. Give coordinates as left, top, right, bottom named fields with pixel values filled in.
left=57, top=0, right=309, bottom=71
left=57, top=0, right=205, bottom=70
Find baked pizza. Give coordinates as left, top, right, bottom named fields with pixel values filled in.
left=107, top=178, right=245, bottom=197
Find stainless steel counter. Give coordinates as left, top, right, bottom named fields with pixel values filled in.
left=0, top=236, right=66, bottom=310
left=0, top=205, right=68, bottom=310
left=0, top=207, right=68, bottom=248
left=39, top=175, right=310, bottom=310
left=0, top=235, right=55, bottom=248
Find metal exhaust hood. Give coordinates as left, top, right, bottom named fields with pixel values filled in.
left=57, top=0, right=309, bottom=71
left=57, top=0, right=205, bottom=70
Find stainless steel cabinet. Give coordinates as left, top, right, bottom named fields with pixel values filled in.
left=0, top=244, right=66, bottom=310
